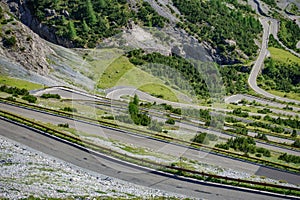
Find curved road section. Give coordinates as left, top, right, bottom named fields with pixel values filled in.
left=248, top=17, right=300, bottom=104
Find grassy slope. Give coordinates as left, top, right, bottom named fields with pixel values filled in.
left=98, top=56, right=184, bottom=102
left=139, top=83, right=178, bottom=102
left=98, top=56, right=134, bottom=89
left=0, top=76, right=43, bottom=90
left=268, top=47, right=300, bottom=63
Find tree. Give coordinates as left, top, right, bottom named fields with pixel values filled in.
left=133, top=94, right=139, bottom=105
left=86, top=0, right=97, bottom=25
left=82, top=19, right=90, bottom=33
left=67, top=21, right=77, bottom=39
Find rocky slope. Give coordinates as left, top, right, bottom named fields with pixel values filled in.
left=0, top=2, right=54, bottom=75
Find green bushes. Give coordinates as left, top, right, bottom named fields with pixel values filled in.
left=192, top=132, right=218, bottom=145
left=21, top=95, right=37, bottom=103
left=0, top=84, right=37, bottom=103
left=263, top=115, right=300, bottom=130
left=260, top=0, right=276, bottom=7
left=232, top=108, right=249, bottom=118
left=215, top=136, right=271, bottom=157
left=165, top=118, right=175, bottom=125
left=262, top=58, right=300, bottom=93
left=250, top=120, right=285, bottom=134
left=278, top=18, right=300, bottom=52
left=40, top=93, right=61, bottom=99
left=0, top=85, right=29, bottom=96
left=255, top=133, right=268, bottom=141
left=58, top=123, right=69, bottom=128
left=230, top=127, right=248, bottom=135
left=159, top=103, right=181, bottom=115
left=278, top=153, right=300, bottom=164
left=61, top=107, right=77, bottom=113
left=128, top=94, right=151, bottom=126
left=257, top=108, right=272, bottom=114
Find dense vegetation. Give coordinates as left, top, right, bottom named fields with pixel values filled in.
left=249, top=121, right=285, bottom=134
left=278, top=18, right=300, bottom=53
left=173, top=0, right=262, bottom=61
left=128, top=50, right=250, bottom=98
left=215, top=136, right=271, bottom=157
left=264, top=115, right=300, bottom=130
left=278, top=153, right=300, bottom=164
left=0, top=85, right=29, bottom=96
left=0, top=85, right=38, bottom=103
left=268, top=35, right=283, bottom=49
left=261, top=58, right=300, bottom=93
left=26, top=0, right=168, bottom=47
left=21, top=95, right=37, bottom=103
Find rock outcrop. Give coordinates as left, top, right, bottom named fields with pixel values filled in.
left=0, top=4, right=54, bottom=75
left=4, top=0, right=74, bottom=48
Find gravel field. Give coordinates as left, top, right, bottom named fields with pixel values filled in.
left=0, top=135, right=188, bottom=199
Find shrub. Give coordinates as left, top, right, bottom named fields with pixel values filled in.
left=22, top=95, right=37, bottom=103
left=40, top=93, right=61, bottom=99
left=58, top=123, right=69, bottom=128
left=255, top=153, right=262, bottom=157
left=165, top=118, right=175, bottom=125
left=278, top=153, right=300, bottom=164
left=62, top=107, right=77, bottom=112
left=3, top=36, right=16, bottom=47
left=5, top=96, right=15, bottom=101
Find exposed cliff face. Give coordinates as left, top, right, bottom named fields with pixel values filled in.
left=5, top=0, right=74, bottom=48
left=0, top=3, right=54, bottom=75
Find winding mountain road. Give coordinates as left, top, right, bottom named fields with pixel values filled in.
left=1, top=119, right=297, bottom=200
left=247, top=0, right=300, bottom=105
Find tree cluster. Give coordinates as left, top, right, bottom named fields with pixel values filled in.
left=0, top=85, right=29, bottom=96
left=128, top=94, right=151, bottom=126
left=262, top=58, right=300, bottom=93
left=264, top=115, right=300, bottom=130
left=215, top=136, right=271, bottom=157
left=278, top=153, right=300, bottom=164
left=278, top=18, right=300, bottom=53
left=173, top=0, right=262, bottom=60
left=250, top=121, right=285, bottom=134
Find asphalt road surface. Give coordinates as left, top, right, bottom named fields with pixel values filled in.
left=0, top=119, right=298, bottom=200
